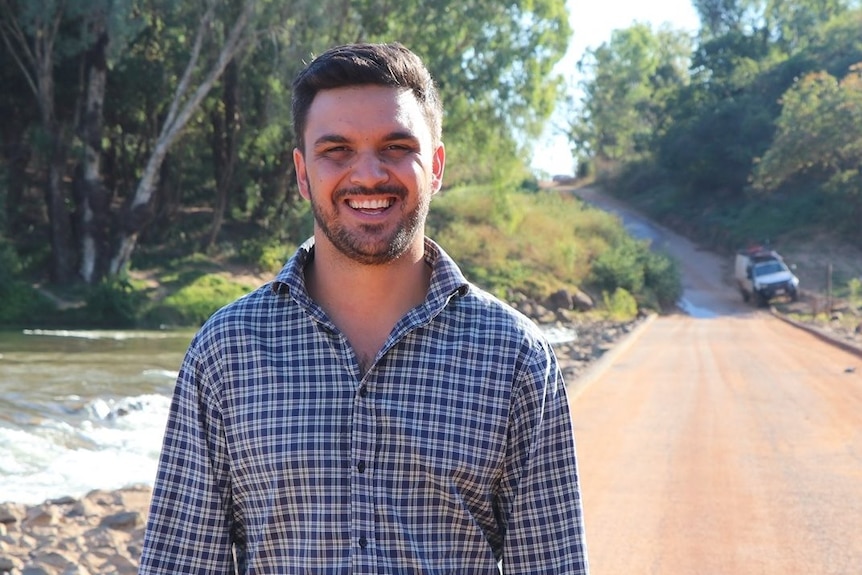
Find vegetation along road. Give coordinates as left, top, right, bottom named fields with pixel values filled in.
left=567, top=188, right=862, bottom=575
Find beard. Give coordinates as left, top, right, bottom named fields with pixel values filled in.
left=310, top=183, right=430, bottom=266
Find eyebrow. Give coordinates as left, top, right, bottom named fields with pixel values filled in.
left=312, top=131, right=421, bottom=148
left=312, top=134, right=350, bottom=148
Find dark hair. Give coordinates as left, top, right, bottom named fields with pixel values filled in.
left=291, top=42, right=443, bottom=152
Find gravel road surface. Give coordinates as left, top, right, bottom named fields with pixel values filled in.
left=568, top=188, right=862, bottom=575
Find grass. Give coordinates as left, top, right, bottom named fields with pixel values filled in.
left=428, top=185, right=628, bottom=300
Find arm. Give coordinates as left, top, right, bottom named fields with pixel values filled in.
left=498, top=341, right=590, bottom=574
left=138, top=343, right=237, bottom=574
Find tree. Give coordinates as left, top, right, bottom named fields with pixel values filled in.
left=109, top=0, right=259, bottom=275
left=1, top=0, right=575, bottom=287
left=753, top=67, right=862, bottom=191
left=566, top=22, right=692, bottom=166
left=0, top=0, right=82, bottom=282
left=693, top=0, right=763, bottom=38
left=73, top=0, right=142, bottom=283
left=764, top=0, right=856, bottom=54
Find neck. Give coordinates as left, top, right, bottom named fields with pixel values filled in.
left=304, top=237, right=431, bottom=374
left=305, top=236, right=431, bottom=323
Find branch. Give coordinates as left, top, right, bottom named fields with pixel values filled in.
left=159, top=1, right=217, bottom=138
left=0, top=0, right=38, bottom=96
left=131, top=0, right=256, bottom=210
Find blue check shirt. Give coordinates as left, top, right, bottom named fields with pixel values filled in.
left=139, top=238, right=589, bottom=574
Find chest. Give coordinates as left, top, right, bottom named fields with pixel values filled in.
left=222, top=358, right=512, bottom=494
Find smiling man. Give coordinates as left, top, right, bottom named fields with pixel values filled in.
left=138, top=42, right=590, bottom=575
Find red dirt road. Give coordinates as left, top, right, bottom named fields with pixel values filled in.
left=567, top=189, right=862, bottom=575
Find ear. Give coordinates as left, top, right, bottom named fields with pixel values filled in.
left=293, top=148, right=311, bottom=200
left=430, top=143, right=445, bottom=195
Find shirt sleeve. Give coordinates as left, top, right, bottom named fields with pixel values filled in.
left=138, top=340, right=238, bottom=575
left=498, top=339, right=590, bottom=574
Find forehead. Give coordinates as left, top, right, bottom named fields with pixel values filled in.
left=305, top=85, right=431, bottom=144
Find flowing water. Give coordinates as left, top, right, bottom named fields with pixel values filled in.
left=0, top=328, right=194, bottom=504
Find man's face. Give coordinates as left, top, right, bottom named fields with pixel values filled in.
left=293, top=85, right=445, bottom=266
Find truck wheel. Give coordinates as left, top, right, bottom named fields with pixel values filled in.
left=790, top=289, right=799, bottom=302
left=741, top=289, right=750, bottom=303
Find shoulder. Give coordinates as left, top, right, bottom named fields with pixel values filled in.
left=188, top=242, right=314, bottom=357
left=460, top=284, right=551, bottom=350
left=425, top=237, right=550, bottom=348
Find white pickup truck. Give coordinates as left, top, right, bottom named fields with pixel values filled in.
left=734, top=247, right=800, bottom=306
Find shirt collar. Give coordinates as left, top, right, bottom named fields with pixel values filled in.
left=271, top=237, right=471, bottom=311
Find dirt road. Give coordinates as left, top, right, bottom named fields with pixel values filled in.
left=567, top=188, right=862, bottom=574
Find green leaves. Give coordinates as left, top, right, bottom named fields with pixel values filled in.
left=569, top=23, right=692, bottom=164
left=754, top=67, right=862, bottom=192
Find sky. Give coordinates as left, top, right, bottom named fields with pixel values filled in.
left=530, top=0, right=702, bottom=176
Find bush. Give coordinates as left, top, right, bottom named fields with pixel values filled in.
left=0, top=238, right=21, bottom=281
left=590, top=240, right=647, bottom=295
left=79, top=277, right=148, bottom=328
left=588, top=236, right=682, bottom=312
left=428, top=185, right=636, bottom=301
left=848, top=277, right=862, bottom=309
left=643, top=250, right=683, bottom=310
left=603, top=288, right=639, bottom=321
left=0, top=238, right=58, bottom=326
left=0, top=281, right=55, bottom=326
left=239, top=238, right=296, bottom=274
left=147, top=274, right=255, bottom=327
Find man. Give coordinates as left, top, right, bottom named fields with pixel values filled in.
left=138, top=42, right=589, bottom=574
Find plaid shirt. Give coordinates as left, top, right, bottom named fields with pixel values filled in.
left=139, top=238, right=589, bottom=575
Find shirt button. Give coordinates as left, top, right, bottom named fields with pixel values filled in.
left=359, top=386, right=368, bottom=398
left=357, top=461, right=366, bottom=473
left=359, top=536, right=368, bottom=548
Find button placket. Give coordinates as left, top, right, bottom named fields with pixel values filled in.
left=350, top=381, right=377, bottom=571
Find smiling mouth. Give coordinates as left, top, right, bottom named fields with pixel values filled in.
left=346, top=197, right=396, bottom=212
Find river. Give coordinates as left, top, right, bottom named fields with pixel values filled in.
left=0, top=328, right=194, bottom=505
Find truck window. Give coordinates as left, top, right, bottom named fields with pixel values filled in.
left=754, top=261, right=784, bottom=276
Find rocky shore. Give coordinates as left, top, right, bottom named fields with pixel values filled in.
left=0, top=486, right=151, bottom=575
left=0, top=306, right=640, bottom=575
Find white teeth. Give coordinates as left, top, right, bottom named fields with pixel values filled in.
left=348, top=198, right=392, bottom=210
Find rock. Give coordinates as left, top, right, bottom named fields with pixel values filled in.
left=572, top=289, right=595, bottom=311
left=99, top=511, right=142, bottom=531
left=547, top=289, right=574, bottom=311
left=0, top=503, right=24, bottom=525
left=0, top=487, right=151, bottom=575
left=24, top=507, right=57, bottom=528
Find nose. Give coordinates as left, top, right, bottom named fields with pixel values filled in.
left=349, top=151, right=389, bottom=188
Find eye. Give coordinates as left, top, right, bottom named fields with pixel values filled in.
left=383, top=143, right=414, bottom=158
left=320, top=146, right=352, bottom=160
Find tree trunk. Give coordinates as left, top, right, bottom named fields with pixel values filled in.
left=33, top=17, right=75, bottom=284
left=203, top=60, right=240, bottom=251
left=45, top=131, right=75, bottom=283
left=75, top=18, right=110, bottom=284
left=1, top=143, right=29, bottom=238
